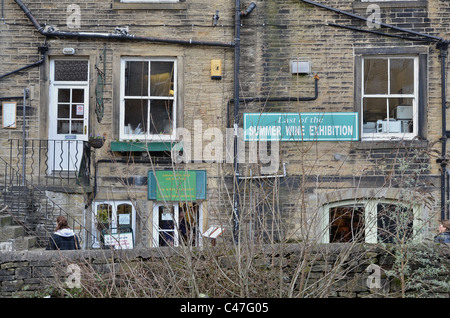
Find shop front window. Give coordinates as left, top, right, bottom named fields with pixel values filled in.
left=153, top=202, right=202, bottom=247
left=93, top=201, right=136, bottom=248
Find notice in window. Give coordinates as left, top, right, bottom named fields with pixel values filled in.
left=2, top=102, right=16, bottom=129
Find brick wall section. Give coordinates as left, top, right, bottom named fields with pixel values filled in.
left=0, top=244, right=449, bottom=297
left=234, top=0, right=447, bottom=238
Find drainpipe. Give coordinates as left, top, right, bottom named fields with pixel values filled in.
left=0, top=46, right=47, bottom=80
left=233, top=0, right=241, bottom=243
left=22, top=88, right=28, bottom=186
left=232, top=2, right=257, bottom=243
left=14, top=0, right=234, bottom=48
left=437, top=41, right=449, bottom=220
left=299, top=0, right=442, bottom=42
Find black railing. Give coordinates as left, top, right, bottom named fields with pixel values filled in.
left=0, top=155, right=92, bottom=248
left=7, top=139, right=91, bottom=189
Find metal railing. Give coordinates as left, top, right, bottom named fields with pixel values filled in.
left=7, top=139, right=91, bottom=189
left=0, top=139, right=93, bottom=248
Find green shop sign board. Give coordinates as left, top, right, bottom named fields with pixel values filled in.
left=148, top=170, right=207, bottom=201
left=244, top=112, right=359, bottom=141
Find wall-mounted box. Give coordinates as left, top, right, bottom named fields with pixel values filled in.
left=290, top=60, right=311, bottom=75
left=211, top=59, right=222, bottom=80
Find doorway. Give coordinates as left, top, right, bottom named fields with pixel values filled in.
left=48, top=59, right=89, bottom=175
left=152, top=202, right=202, bottom=247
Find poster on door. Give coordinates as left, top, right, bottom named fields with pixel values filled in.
left=103, top=232, right=134, bottom=249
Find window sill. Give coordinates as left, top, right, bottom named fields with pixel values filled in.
left=110, top=141, right=183, bottom=152
left=112, top=0, right=187, bottom=10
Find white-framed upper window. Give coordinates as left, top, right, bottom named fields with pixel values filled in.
left=361, top=56, right=418, bottom=140
left=320, top=199, right=421, bottom=243
left=120, top=57, right=177, bottom=141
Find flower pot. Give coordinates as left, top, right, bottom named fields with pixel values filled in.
left=89, top=138, right=105, bottom=148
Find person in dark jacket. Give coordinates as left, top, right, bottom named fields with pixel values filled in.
left=434, top=220, right=450, bottom=243
left=46, top=216, right=80, bottom=250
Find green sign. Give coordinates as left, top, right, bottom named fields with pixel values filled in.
left=244, top=112, right=359, bottom=141
left=148, top=170, right=206, bottom=201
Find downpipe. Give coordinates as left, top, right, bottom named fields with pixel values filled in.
left=437, top=41, right=449, bottom=220
left=14, top=0, right=234, bottom=48
left=232, top=0, right=241, bottom=244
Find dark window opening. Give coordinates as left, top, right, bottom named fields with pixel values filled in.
left=377, top=203, right=413, bottom=243
left=329, top=206, right=365, bottom=243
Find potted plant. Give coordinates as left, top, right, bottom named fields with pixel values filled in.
left=89, top=133, right=106, bottom=148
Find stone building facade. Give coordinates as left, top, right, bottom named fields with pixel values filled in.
left=0, top=0, right=449, bottom=249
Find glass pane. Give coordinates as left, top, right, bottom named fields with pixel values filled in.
left=72, top=104, right=84, bottom=119
left=58, top=104, right=70, bottom=118
left=391, top=98, right=414, bottom=133
left=364, top=59, right=388, bottom=94
left=150, top=100, right=173, bottom=135
left=72, top=89, right=84, bottom=103
left=125, top=61, right=148, bottom=96
left=329, top=206, right=365, bottom=243
left=377, top=204, right=413, bottom=243
left=54, top=60, right=88, bottom=81
left=58, top=89, right=70, bottom=102
left=71, top=120, right=84, bottom=134
left=97, top=204, right=113, bottom=233
left=363, top=98, right=387, bottom=133
left=117, top=204, right=132, bottom=228
left=150, top=61, right=174, bottom=96
left=97, top=204, right=113, bottom=223
left=57, top=120, right=70, bottom=134
left=179, top=203, right=199, bottom=246
left=159, top=206, right=174, bottom=247
left=124, top=99, right=148, bottom=134
left=390, top=59, right=414, bottom=95
left=363, top=98, right=414, bottom=134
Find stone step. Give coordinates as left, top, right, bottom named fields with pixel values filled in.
left=13, top=236, right=37, bottom=251
left=0, top=225, right=24, bottom=241
left=0, top=215, right=12, bottom=228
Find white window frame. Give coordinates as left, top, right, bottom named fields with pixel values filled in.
left=320, top=199, right=421, bottom=243
left=152, top=202, right=203, bottom=247
left=92, top=200, right=137, bottom=248
left=119, top=57, right=177, bottom=141
left=361, top=55, right=419, bottom=141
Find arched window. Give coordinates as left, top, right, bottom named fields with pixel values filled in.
left=322, top=199, right=418, bottom=244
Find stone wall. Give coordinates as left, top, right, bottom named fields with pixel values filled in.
left=1, top=243, right=449, bottom=298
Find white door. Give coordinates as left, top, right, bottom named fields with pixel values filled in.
left=93, top=201, right=136, bottom=248
left=48, top=59, right=89, bottom=175
left=152, top=202, right=203, bottom=247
